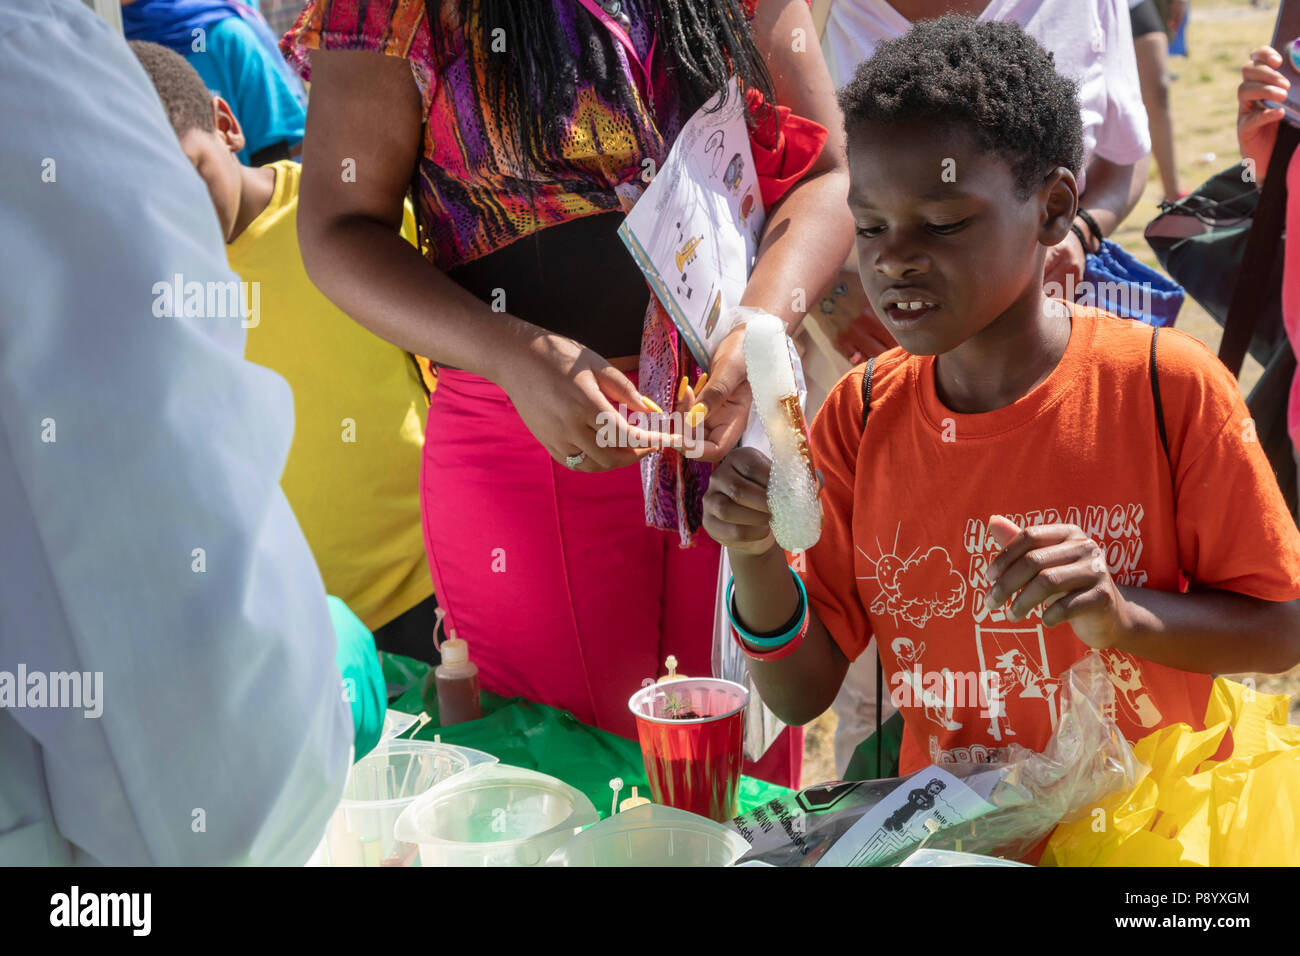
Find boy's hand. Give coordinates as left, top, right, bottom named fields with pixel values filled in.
left=703, top=447, right=780, bottom=556
left=984, top=515, right=1132, bottom=649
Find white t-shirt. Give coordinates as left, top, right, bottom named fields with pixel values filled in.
left=822, top=0, right=1152, bottom=190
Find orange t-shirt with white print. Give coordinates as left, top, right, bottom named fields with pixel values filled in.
left=789, top=302, right=1300, bottom=779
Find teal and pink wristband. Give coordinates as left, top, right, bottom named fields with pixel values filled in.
left=726, top=567, right=810, bottom=661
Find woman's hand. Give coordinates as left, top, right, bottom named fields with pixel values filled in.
left=1238, top=45, right=1290, bottom=187
left=681, top=325, right=754, bottom=463
left=984, top=515, right=1132, bottom=650
left=702, top=446, right=778, bottom=556
left=501, top=331, right=680, bottom=472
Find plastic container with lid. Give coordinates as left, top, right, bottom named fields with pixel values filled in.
left=394, top=764, right=598, bottom=866
left=546, top=803, right=751, bottom=867
left=319, top=739, right=498, bottom=867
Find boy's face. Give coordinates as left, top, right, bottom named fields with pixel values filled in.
left=846, top=119, right=1075, bottom=356
left=178, top=97, right=245, bottom=242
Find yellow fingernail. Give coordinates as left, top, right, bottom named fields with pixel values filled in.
left=677, top=377, right=689, bottom=402
left=640, top=393, right=664, bottom=414
left=693, top=372, right=708, bottom=393
left=687, top=402, right=707, bottom=426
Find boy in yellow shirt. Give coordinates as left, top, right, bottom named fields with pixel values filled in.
left=131, top=40, right=437, bottom=657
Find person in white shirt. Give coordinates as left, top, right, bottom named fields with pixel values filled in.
left=818, top=0, right=1153, bottom=776
left=0, top=0, right=379, bottom=865
left=827, top=1, right=1151, bottom=284
left=825, top=1, right=1152, bottom=363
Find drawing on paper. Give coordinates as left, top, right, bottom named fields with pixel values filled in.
left=723, top=153, right=744, bottom=193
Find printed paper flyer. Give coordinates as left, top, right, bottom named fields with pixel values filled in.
left=619, top=75, right=766, bottom=370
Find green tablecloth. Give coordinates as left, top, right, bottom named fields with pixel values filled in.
left=381, top=653, right=793, bottom=819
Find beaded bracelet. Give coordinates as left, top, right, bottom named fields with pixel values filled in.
left=1075, top=207, right=1104, bottom=248
left=1074, top=213, right=1104, bottom=256
left=1070, top=223, right=1092, bottom=255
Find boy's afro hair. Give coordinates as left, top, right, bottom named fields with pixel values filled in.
left=837, top=16, right=1084, bottom=199
left=129, top=40, right=215, bottom=138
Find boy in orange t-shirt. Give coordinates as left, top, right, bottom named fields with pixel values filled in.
left=705, top=16, right=1300, bottom=835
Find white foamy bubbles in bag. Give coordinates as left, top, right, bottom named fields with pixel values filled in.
left=742, top=309, right=822, bottom=552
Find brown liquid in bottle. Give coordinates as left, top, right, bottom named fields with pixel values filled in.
left=434, top=637, right=482, bottom=725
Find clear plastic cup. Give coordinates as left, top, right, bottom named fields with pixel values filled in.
left=379, top=709, right=420, bottom=740
left=394, top=764, right=599, bottom=867
left=628, top=678, right=749, bottom=823
left=320, top=740, right=497, bottom=867
left=545, top=803, right=751, bottom=866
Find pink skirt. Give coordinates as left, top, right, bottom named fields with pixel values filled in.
left=420, top=365, right=803, bottom=786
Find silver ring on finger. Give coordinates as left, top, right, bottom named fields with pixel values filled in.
left=564, top=452, right=587, bottom=469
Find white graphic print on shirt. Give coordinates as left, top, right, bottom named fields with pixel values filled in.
left=860, top=509, right=1161, bottom=765
left=857, top=525, right=967, bottom=629
left=889, top=636, right=963, bottom=732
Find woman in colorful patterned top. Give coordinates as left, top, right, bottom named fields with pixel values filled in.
left=282, top=0, right=852, bottom=785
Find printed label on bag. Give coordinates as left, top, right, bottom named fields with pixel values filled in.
left=815, top=767, right=994, bottom=867
left=731, top=781, right=862, bottom=856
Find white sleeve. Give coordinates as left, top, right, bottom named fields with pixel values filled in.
left=0, top=0, right=352, bottom=865
left=821, top=0, right=893, bottom=91
left=1093, top=0, right=1152, bottom=165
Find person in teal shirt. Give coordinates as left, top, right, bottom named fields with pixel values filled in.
left=123, top=0, right=306, bottom=165
left=328, top=597, right=388, bottom=759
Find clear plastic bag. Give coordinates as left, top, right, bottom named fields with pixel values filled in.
left=711, top=307, right=808, bottom=761
left=728, top=653, right=1146, bottom=865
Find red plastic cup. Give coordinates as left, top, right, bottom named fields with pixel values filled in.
left=628, top=678, right=749, bottom=823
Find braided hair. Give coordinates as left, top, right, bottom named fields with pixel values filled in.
left=460, top=0, right=778, bottom=173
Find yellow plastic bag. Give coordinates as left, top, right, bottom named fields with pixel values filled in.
left=1042, top=678, right=1300, bottom=866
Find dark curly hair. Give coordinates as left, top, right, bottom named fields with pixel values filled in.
left=129, top=40, right=215, bottom=138
left=837, top=16, right=1083, bottom=199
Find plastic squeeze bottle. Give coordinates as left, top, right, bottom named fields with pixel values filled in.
left=435, top=636, right=482, bottom=725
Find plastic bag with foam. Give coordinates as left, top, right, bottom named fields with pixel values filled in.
left=741, top=309, right=821, bottom=551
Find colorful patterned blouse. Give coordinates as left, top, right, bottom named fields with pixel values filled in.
left=282, top=0, right=762, bottom=269
left=280, top=0, right=775, bottom=545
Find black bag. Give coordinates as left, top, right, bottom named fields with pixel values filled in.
left=1145, top=124, right=1300, bottom=520
left=1144, top=166, right=1284, bottom=366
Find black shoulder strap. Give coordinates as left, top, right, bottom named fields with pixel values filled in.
left=1149, top=326, right=1171, bottom=467
left=1220, top=122, right=1300, bottom=378
left=860, top=356, right=876, bottom=430
left=858, top=357, right=883, bottom=775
